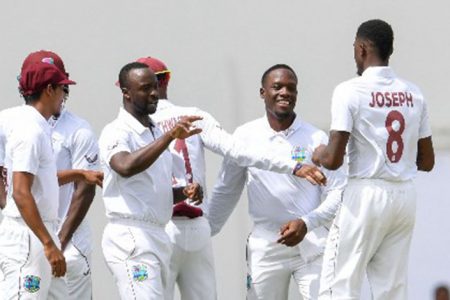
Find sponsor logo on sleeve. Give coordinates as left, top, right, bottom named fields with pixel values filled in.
left=84, top=154, right=98, bottom=164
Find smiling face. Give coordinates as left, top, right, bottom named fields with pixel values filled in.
left=260, top=68, right=298, bottom=120
left=123, top=67, right=159, bottom=116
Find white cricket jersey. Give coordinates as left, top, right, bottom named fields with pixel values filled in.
left=50, top=109, right=99, bottom=219
left=99, top=108, right=173, bottom=225
left=2, top=105, right=59, bottom=221
left=330, top=67, right=432, bottom=181
left=50, top=109, right=99, bottom=254
left=209, top=115, right=346, bottom=236
left=152, top=100, right=297, bottom=212
left=0, top=106, right=24, bottom=167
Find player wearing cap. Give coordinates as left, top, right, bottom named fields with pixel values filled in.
left=30, top=50, right=100, bottom=299
left=312, top=19, right=435, bottom=299
left=140, top=57, right=327, bottom=300
left=208, top=64, right=346, bottom=300
left=99, top=62, right=203, bottom=299
left=0, top=61, right=76, bottom=299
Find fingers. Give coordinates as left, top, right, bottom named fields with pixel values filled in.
left=295, top=165, right=327, bottom=186
left=181, top=115, right=203, bottom=123
left=52, top=257, right=66, bottom=277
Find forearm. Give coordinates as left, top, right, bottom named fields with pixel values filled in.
left=0, top=167, right=6, bottom=209
left=112, top=132, right=174, bottom=177
left=301, top=189, right=343, bottom=232
left=14, top=191, right=56, bottom=247
left=57, top=169, right=87, bottom=186
left=58, top=183, right=96, bottom=248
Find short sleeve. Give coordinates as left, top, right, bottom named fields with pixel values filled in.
left=10, top=129, right=42, bottom=175
left=419, top=99, right=432, bottom=139
left=71, top=126, right=100, bottom=171
left=330, top=84, right=357, bottom=133
left=99, top=125, right=131, bottom=166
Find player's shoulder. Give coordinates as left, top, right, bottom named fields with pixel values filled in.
left=56, top=110, right=94, bottom=132
left=298, top=120, right=328, bottom=142
left=234, top=117, right=265, bottom=136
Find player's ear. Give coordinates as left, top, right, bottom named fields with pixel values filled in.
left=260, top=87, right=265, bottom=99
left=121, top=87, right=130, bottom=99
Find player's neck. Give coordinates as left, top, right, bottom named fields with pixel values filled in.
left=266, top=112, right=296, bottom=132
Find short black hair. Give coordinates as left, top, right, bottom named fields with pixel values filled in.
left=357, top=19, right=394, bottom=61
left=261, top=64, right=297, bottom=86
left=118, top=62, right=149, bottom=89
left=19, top=84, right=58, bottom=104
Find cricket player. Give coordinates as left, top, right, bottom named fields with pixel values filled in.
left=141, top=56, right=327, bottom=300
left=208, top=64, right=346, bottom=300
left=0, top=61, right=75, bottom=299
left=30, top=50, right=100, bottom=299
left=99, top=62, right=203, bottom=299
left=312, top=19, right=435, bottom=299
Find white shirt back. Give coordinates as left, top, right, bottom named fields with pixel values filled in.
left=50, top=109, right=99, bottom=219
left=3, top=106, right=59, bottom=221
left=99, top=108, right=173, bottom=225
left=330, top=67, right=432, bottom=181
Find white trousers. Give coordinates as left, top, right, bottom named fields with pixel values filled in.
left=0, top=217, right=68, bottom=300
left=102, top=219, right=172, bottom=300
left=164, top=217, right=216, bottom=300
left=64, top=241, right=92, bottom=300
left=246, top=228, right=323, bottom=300
left=319, top=179, right=416, bottom=300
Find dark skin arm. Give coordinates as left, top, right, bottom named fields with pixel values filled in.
left=0, top=166, right=6, bottom=209
left=110, top=116, right=202, bottom=178
left=312, top=131, right=350, bottom=170
left=58, top=181, right=96, bottom=252
left=12, top=172, right=66, bottom=277
left=416, top=136, right=434, bottom=171
left=277, top=219, right=307, bottom=247
left=173, top=183, right=203, bottom=205
left=57, top=169, right=104, bottom=187
left=294, top=164, right=327, bottom=186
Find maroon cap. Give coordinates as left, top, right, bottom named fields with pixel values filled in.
left=136, top=57, right=170, bottom=75
left=115, top=56, right=171, bottom=87
left=21, top=50, right=67, bottom=74
left=19, top=62, right=76, bottom=96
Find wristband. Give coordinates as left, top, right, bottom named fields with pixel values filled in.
left=292, top=162, right=303, bottom=174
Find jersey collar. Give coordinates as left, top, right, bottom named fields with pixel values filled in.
left=118, top=107, right=153, bottom=135
left=362, top=66, right=396, bottom=79
left=263, top=114, right=303, bottom=138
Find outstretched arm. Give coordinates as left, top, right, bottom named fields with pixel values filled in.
left=312, top=131, right=350, bottom=170
left=110, top=116, right=202, bottom=177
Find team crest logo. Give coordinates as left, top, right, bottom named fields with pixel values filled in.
left=23, top=275, right=41, bottom=293
left=246, top=274, right=252, bottom=290
left=291, top=146, right=307, bottom=162
left=132, top=264, right=148, bottom=282
left=107, top=141, right=119, bottom=151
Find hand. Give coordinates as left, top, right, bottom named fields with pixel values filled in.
left=294, top=163, right=326, bottom=186
left=169, top=116, right=203, bottom=139
left=277, top=219, right=307, bottom=247
left=183, top=183, right=203, bottom=205
left=82, top=170, right=104, bottom=188
left=312, top=144, right=326, bottom=166
left=44, top=242, right=67, bottom=277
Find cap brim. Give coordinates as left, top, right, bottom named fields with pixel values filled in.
left=59, top=79, right=76, bottom=85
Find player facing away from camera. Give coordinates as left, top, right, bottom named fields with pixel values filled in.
left=208, top=64, right=346, bottom=300
left=99, top=62, right=203, bottom=299
left=0, top=61, right=76, bottom=299
left=141, top=56, right=327, bottom=300
left=312, top=19, right=435, bottom=300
